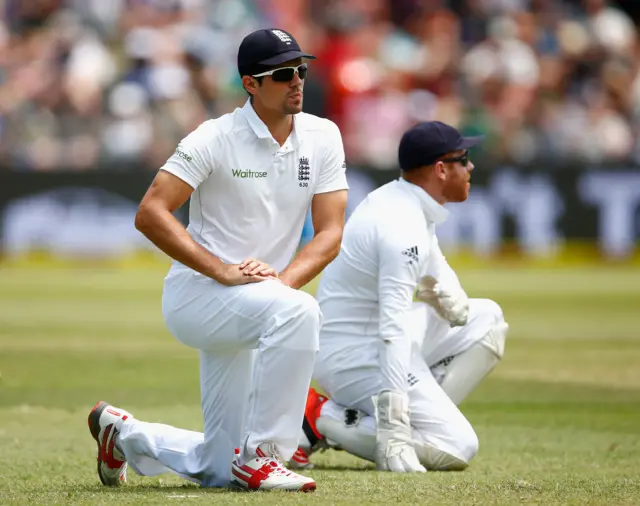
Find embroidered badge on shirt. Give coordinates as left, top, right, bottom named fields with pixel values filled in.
left=298, top=156, right=310, bottom=187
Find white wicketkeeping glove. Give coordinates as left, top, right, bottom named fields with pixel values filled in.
left=416, top=275, right=469, bottom=327
left=373, top=390, right=426, bottom=473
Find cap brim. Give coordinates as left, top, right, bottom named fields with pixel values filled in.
left=456, top=135, right=485, bottom=150
left=259, top=50, right=316, bottom=66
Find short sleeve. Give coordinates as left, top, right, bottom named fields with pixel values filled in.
left=315, top=121, right=349, bottom=195
left=160, top=122, right=216, bottom=189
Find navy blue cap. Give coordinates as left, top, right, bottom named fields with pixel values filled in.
left=238, top=28, right=316, bottom=77
left=398, top=121, right=484, bottom=171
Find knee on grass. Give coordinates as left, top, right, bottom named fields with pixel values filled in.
left=414, top=426, right=479, bottom=471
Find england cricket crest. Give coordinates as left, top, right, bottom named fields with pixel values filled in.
left=298, top=156, right=310, bottom=187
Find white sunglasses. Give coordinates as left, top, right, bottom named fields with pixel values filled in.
left=252, top=64, right=308, bottom=82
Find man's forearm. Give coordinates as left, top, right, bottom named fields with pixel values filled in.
left=279, top=228, right=342, bottom=289
left=135, top=205, right=224, bottom=281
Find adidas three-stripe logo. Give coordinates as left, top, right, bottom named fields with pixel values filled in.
left=402, top=245, right=419, bottom=265
left=407, top=373, right=419, bottom=387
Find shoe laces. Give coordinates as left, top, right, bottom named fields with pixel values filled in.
left=260, top=444, right=295, bottom=477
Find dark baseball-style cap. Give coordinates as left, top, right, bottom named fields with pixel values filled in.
left=237, top=28, right=316, bottom=77
left=398, top=121, right=484, bottom=171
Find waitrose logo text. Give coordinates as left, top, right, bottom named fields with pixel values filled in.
left=232, top=169, right=267, bottom=178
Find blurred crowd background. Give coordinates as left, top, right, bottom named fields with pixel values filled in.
left=1, top=0, right=639, bottom=172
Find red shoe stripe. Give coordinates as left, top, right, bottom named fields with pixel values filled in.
left=100, top=424, right=111, bottom=459
left=100, top=424, right=124, bottom=469
left=231, top=464, right=251, bottom=479
left=291, top=448, right=309, bottom=464
left=232, top=463, right=274, bottom=490
left=232, top=467, right=250, bottom=481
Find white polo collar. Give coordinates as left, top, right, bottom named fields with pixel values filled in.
left=397, top=178, right=449, bottom=225
left=240, top=99, right=301, bottom=150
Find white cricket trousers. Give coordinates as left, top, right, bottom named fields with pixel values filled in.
left=407, top=298, right=505, bottom=368
left=314, top=299, right=501, bottom=467
left=117, top=268, right=321, bottom=487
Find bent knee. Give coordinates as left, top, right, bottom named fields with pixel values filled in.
left=415, top=422, right=478, bottom=471
left=271, top=285, right=321, bottom=317
left=415, top=441, right=476, bottom=471
left=457, top=424, right=479, bottom=463
left=476, top=298, right=505, bottom=324
left=480, top=299, right=508, bottom=357
left=445, top=420, right=479, bottom=468
left=269, top=288, right=321, bottom=349
left=288, top=289, right=322, bottom=325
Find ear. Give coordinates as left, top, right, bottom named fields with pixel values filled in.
left=242, top=75, right=260, bottom=97
left=433, top=161, right=447, bottom=181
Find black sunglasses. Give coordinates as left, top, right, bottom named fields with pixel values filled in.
left=438, top=151, right=469, bottom=167
left=252, top=64, right=308, bottom=83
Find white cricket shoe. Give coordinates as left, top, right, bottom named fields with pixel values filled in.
left=87, top=401, right=133, bottom=486
left=231, top=443, right=316, bottom=492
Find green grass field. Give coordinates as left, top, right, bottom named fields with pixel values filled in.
left=1, top=262, right=639, bottom=505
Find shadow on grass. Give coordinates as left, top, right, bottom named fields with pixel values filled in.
left=75, top=483, right=225, bottom=494
left=310, top=463, right=375, bottom=472
left=74, top=482, right=320, bottom=494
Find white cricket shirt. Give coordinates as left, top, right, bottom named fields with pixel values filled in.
left=315, top=178, right=460, bottom=392
left=160, top=99, right=348, bottom=274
